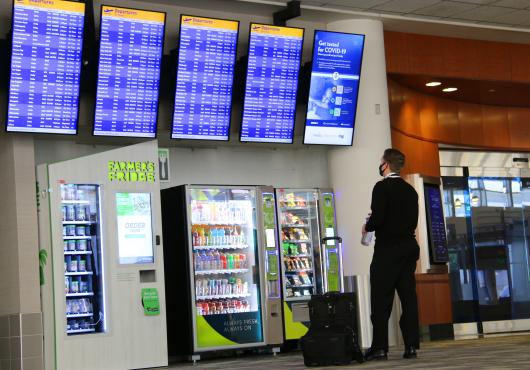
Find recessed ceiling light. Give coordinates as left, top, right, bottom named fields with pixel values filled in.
left=425, top=81, right=441, bottom=87
left=488, top=89, right=496, bottom=93
left=442, top=87, right=458, bottom=92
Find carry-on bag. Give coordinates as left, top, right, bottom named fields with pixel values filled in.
left=301, top=236, right=363, bottom=366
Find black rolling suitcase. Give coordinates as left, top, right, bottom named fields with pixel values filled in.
left=301, top=238, right=363, bottom=367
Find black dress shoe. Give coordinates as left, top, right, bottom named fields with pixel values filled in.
left=403, top=346, right=417, bottom=359
left=364, top=348, right=388, bottom=361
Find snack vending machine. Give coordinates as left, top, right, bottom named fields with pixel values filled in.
left=275, top=188, right=343, bottom=340
left=162, top=185, right=283, bottom=361
left=37, top=141, right=167, bottom=370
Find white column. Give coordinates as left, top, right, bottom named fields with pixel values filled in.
left=326, top=19, right=396, bottom=348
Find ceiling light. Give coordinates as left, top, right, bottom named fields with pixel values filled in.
left=488, top=89, right=496, bottom=93
left=425, top=81, right=441, bottom=87
left=443, top=87, right=458, bottom=92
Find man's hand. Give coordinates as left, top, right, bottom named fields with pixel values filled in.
left=361, top=223, right=367, bottom=236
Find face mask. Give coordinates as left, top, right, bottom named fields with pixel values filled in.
left=378, top=163, right=386, bottom=177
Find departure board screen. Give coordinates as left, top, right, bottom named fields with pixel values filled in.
left=7, top=0, right=85, bottom=134
left=172, top=16, right=239, bottom=141
left=240, top=24, right=304, bottom=144
left=424, top=184, right=449, bottom=263
left=93, top=6, right=165, bottom=138
left=303, top=30, right=365, bottom=146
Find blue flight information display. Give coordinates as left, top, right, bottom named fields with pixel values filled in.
left=303, top=30, right=365, bottom=146
left=240, top=24, right=304, bottom=143
left=172, top=16, right=239, bottom=141
left=424, top=184, right=449, bottom=263
left=7, top=0, right=85, bottom=135
left=93, top=6, right=165, bottom=138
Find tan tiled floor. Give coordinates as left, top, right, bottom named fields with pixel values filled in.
left=165, top=334, right=530, bottom=369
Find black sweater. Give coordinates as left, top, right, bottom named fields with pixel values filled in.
left=365, top=177, right=419, bottom=244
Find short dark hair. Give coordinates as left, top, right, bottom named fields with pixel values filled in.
left=383, top=148, right=405, bottom=173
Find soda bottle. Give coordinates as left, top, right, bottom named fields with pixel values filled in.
left=240, top=229, right=245, bottom=245
left=214, top=250, right=223, bottom=270
left=232, top=227, right=239, bottom=245
left=194, top=252, right=201, bottom=271
left=240, top=254, right=247, bottom=269
left=233, top=254, right=240, bottom=269
left=220, top=228, right=226, bottom=245
left=220, top=253, right=227, bottom=269
left=192, top=227, right=199, bottom=246
left=227, top=254, right=233, bottom=270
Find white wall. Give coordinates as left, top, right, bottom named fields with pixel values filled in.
left=34, top=139, right=330, bottom=188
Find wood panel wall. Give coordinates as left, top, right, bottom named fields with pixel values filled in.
left=416, top=273, right=453, bottom=325
left=389, top=80, right=530, bottom=152
left=385, top=31, right=530, bottom=83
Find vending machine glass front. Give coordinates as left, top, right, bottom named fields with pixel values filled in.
left=61, top=184, right=106, bottom=335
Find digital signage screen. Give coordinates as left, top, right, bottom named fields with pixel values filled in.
left=116, top=192, right=154, bottom=265
left=240, top=24, right=304, bottom=144
left=303, top=30, right=365, bottom=146
left=7, top=0, right=85, bottom=134
left=93, top=6, right=166, bottom=138
left=424, top=184, right=449, bottom=263
left=171, top=15, right=239, bottom=141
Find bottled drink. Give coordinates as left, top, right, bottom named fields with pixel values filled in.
left=194, top=252, right=201, bottom=271
left=220, top=253, right=227, bottom=269
left=213, top=250, right=220, bottom=270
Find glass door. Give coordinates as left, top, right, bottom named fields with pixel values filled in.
left=188, top=187, right=264, bottom=347
left=60, top=184, right=106, bottom=335
left=276, top=190, right=321, bottom=301
left=443, top=176, right=530, bottom=327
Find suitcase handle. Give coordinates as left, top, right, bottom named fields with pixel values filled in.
left=321, top=236, right=342, bottom=243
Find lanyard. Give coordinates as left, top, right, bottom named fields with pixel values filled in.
left=385, top=172, right=400, bottom=178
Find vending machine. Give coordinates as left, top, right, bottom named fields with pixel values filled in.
left=162, top=185, right=283, bottom=361
left=37, top=141, right=168, bottom=370
left=275, top=188, right=343, bottom=340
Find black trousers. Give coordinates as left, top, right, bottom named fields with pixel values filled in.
left=370, top=241, right=420, bottom=351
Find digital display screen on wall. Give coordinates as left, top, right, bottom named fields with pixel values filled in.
left=116, top=192, right=154, bottom=264
left=424, top=184, right=449, bottom=263
left=171, top=16, right=239, bottom=141
left=303, top=30, right=365, bottom=146
left=93, top=6, right=166, bottom=138
left=7, top=0, right=85, bottom=134
left=240, top=24, right=304, bottom=144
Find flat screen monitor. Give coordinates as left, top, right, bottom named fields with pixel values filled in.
left=93, top=6, right=166, bottom=138
left=7, top=0, right=85, bottom=134
left=171, top=15, right=239, bottom=141
left=116, top=192, right=154, bottom=264
left=240, top=24, right=304, bottom=144
left=303, top=30, right=365, bottom=146
left=424, top=183, right=449, bottom=263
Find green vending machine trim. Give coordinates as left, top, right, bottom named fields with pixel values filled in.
left=321, top=192, right=340, bottom=292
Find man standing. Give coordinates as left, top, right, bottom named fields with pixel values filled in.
left=362, top=148, right=420, bottom=361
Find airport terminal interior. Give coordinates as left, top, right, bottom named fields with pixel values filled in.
left=2, top=0, right=530, bottom=369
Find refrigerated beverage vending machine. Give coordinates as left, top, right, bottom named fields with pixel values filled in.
left=162, top=185, right=283, bottom=361
left=275, top=188, right=343, bottom=340
left=37, top=141, right=168, bottom=370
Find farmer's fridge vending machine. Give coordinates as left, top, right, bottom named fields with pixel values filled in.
left=162, top=185, right=283, bottom=361
left=37, top=141, right=168, bottom=370
left=275, top=188, right=343, bottom=341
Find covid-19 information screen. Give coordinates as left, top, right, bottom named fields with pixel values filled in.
left=93, top=6, right=165, bottom=138
left=7, top=0, right=85, bottom=134
left=303, top=30, right=365, bottom=146
left=240, top=24, right=303, bottom=144
left=172, top=16, right=239, bottom=141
